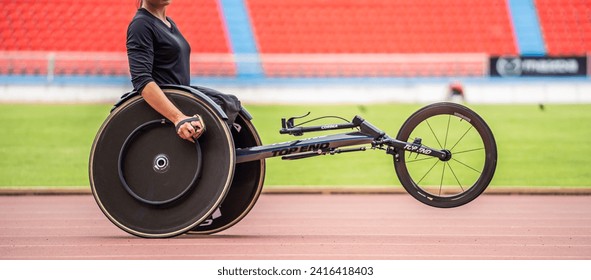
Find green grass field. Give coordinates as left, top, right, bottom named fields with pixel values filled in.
left=1, top=103, right=590, bottom=188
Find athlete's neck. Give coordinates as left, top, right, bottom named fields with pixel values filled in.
left=142, top=4, right=168, bottom=23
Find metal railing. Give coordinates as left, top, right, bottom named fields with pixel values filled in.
left=0, top=51, right=489, bottom=81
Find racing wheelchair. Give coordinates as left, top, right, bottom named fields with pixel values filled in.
left=89, top=85, right=497, bottom=238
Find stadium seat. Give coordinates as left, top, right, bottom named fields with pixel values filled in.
left=2, top=0, right=589, bottom=78
left=246, top=0, right=516, bottom=77
left=0, top=0, right=233, bottom=76
left=536, top=0, right=591, bottom=55
left=247, top=0, right=516, bottom=54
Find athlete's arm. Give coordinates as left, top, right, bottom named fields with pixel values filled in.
left=141, top=81, right=204, bottom=142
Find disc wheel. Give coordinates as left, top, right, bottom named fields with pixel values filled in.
left=394, top=102, right=497, bottom=208
left=89, top=89, right=235, bottom=238
left=189, top=112, right=266, bottom=234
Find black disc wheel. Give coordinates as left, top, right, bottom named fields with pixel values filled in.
left=189, top=112, right=266, bottom=234
left=394, top=102, right=497, bottom=208
left=89, top=89, right=235, bottom=238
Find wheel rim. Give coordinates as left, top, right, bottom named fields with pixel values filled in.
left=395, top=103, right=496, bottom=207
left=399, top=113, right=487, bottom=198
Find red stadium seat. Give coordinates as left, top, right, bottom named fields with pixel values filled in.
left=536, top=0, right=591, bottom=55
left=3, top=0, right=589, bottom=78
left=0, top=0, right=233, bottom=76
left=246, top=0, right=516, bottom=77
left=247, top=0, right=516, bottom=55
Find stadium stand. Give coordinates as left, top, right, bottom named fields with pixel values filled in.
left=247, top=0, right=516, bottom=54
left=535, top=0, right=591, bottom=55
left=1, top=0, right=589, bottom=79
left=246, top=0, right=516, bottom=77
left=0, top=0, right=234, bottom=76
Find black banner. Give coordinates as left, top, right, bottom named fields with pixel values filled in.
left=490, top=56, right=587, bottom=77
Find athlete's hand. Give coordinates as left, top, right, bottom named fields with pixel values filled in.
left=175, top=115, right=205, bottom=143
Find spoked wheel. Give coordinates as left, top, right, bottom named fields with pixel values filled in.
left=189, top=111, right=266, bottom=234
left=89, top=89, right=235, bottom=238
left=394, top=102, right=497, bottom=208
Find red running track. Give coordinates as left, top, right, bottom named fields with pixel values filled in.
left=0, top=194, right=590, bottom=260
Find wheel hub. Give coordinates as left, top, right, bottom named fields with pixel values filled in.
left=440, top=149, right=452, bottom=162
left=153, top=154, right=170, bottom=173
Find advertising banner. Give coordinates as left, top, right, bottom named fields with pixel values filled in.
left=490, top=56, right=587, bottom=77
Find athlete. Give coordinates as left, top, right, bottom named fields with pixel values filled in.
left=127, top=0, right=204, bottom=142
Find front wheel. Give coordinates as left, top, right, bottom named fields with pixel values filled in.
left=394, top=102, right=497, bottom=208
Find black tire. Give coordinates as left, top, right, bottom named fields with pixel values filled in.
left=89, top=89, right=235, bottom=238
left=394, top=102, right=497, bottom=208
left=189, top=112, right=266, bottom=234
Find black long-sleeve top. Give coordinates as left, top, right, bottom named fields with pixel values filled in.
left=126, top=8, right=191, bottom=93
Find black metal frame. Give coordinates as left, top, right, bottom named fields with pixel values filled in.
left=235, top=115, right=451, bottom=164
